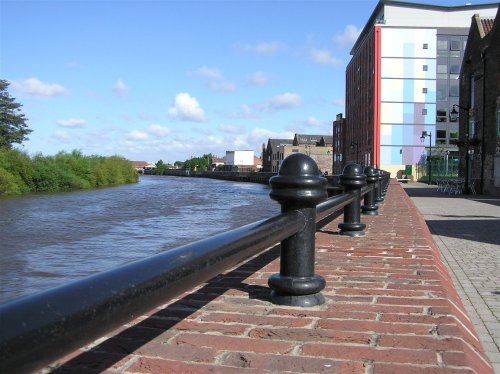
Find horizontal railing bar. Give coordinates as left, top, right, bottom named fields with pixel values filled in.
left=0, top=210, right=305, bottom=374
left=316, top=193, right=354, bottom=222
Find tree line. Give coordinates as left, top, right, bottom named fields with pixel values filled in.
left=0, top=79, right=138, bottom=196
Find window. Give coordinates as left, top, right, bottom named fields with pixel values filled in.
left=422, top=88, right=428, bottom=94
left=437, top=108, right=447, bottom=122
left=497, top=108, right=500, bottom=136
left=423, top=65, right=428, bottom=71
left=437, top=64, right=447, bottom=74
left=437, top=40, right=448, bottom=50
left=450, top=131, right=459, bottom=144
left=469, top=119, right=476, bottom=137
left=450, top=40, right=461, bottom=51
left=450, top=65, right=460, bottom=74
left=437, top=85, right=447, bottom=101
left=436, top=130, right=446, bottom=145
left=423, top=43, right=428, bottom=49
left=422, top=108, right=428, bottom=115
left=469, top=76, right=475, bottom=108
left=450, top=83, right=459, bottom=97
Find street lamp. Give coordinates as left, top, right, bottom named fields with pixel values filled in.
left=350, top=141, right=359, bottom=164
left=420, top=131, right=432, bottom=185
left=451, top=104, right=471, bottom=194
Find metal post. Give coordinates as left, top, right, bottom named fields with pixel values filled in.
left=268, top=153, right=328, bottom=307
left=338, top=163, right=367, bottom=236
left=362, top=166, right=378, bottom=216
left=429, top=132, right=432, bottom=185
left=464, top=133, right=470, bottom=195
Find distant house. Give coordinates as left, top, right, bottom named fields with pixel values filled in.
left=262, top=134, right=333, bottom=174
left=211, top=156, right=225, bottom=170
left=130, top=161, right=156, bottom=174
left=262, top=139, right=294, bottom=172
left=224, top=150, right=256, bottom=171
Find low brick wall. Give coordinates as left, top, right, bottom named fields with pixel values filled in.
left=49, top=181, right=493, bottom=373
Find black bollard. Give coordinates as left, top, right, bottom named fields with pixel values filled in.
left=338, top=163, right=367, bottom=236
left=268, top=153, right=328, bottom=307
left=383, top=171, right=391, bottom=195
left=375, top=169, right=384, bottom=203
left=362, top=166, right=379, bottom=216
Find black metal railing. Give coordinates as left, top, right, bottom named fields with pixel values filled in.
left=0, top=154, right=390, bottom=373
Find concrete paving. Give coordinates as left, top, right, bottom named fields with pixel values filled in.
left=402, top=181, right=500, bottom=373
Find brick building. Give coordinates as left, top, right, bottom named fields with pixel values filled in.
left=458, top=6, right=500, bottom=196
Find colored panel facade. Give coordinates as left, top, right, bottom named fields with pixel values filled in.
left=379, top=28, right=437, bottom=165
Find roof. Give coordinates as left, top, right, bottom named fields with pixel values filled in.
left=267, top=138, right=293, bottom=152
left=130, top=161, right=149, bottom=168
left=293, top=134, right=333, bottom=146
left=478, top=14, right=495, bottom=37
left=351, top=0, right=500, bottom=55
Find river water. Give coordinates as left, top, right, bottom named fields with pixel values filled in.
left=0, top=175, right=279, bottom=304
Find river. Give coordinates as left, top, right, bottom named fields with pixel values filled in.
left=0, top=175, right=279, bottom=304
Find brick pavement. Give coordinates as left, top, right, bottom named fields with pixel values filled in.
left=403, top=182, right=500, bottom=373
left=46, top=181, right=494, bottom=373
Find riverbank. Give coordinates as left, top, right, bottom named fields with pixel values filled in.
left=0, top=149, right=138, bottom=196
left=157, top=168, right=275, bottom=184
left=153, top=169, right=342, bottom=188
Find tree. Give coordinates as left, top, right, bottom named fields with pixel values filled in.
left=0, top=79, right=31, bottom=149
left=155, top=159, right=167, bottom=175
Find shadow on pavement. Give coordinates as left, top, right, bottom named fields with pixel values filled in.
left=424, top=219, right=500, bottom=246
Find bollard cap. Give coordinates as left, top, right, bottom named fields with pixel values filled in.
left=339, top=163, right=366, bottom=189
left=363, top=166, right=378, bottom=183
left=269, top=153, right=327, bottom=206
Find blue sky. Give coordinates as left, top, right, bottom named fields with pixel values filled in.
left=0, top=0, right=481, bottom=163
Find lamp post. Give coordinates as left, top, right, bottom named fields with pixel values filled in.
left=350, top=141, right=359, bottom=164
left=420, top=131, right=432, bottom=185
left=450, top=104, right=471, bottom=194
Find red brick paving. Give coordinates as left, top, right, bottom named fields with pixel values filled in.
left=49, top=181, right=494, bottom=373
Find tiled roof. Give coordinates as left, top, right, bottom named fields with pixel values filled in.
left=480, top=18, right=495, bottom=35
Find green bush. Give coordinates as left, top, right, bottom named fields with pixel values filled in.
left=0, top=148, right=138, bottom=196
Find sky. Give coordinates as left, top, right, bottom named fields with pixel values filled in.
left=0, top=0, right=485, bottom=164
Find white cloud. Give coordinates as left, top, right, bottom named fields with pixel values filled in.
left=237, top=41, right=284, bottom=54
left=11, top=78, right=67, bottom=97
left=207, top=81, right=237, bottom=92
left=168, top=93, right=206, bottom=122
left=305, top=116, right=320, bottom=126
left=126, top=130, right=149, bottom=140
left=113, top=79, right=129, bottom=96
left=192, top=66, right=223, bottom=80
left=246, top=71, right=271, bottom=86
left=147, top=124, right=171, bottom=137
left=334, top=25, right=362, bottom=48
left=309, top=48, right=341, bottom=66
left=255, top=92, right=302, bottom=112
left=56, top=118, right=86, bottom=128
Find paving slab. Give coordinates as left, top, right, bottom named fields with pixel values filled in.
left=402, top=181, right=500, bottom=373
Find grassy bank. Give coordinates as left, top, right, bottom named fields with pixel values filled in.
left=0, top=149, right=138, bottom=196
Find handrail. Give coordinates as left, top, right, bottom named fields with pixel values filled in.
left=0, top=155, right=391, bottom=373
left=0, top=211, right=305, bottom=373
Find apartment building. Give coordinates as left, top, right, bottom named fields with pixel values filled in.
left=344, top=0, right=499, bottom=176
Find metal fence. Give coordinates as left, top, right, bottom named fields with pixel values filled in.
left=0, top=154, right=390, bottom=373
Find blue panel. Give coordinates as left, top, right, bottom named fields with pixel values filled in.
left=403, top=80, right=414, bottom=101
